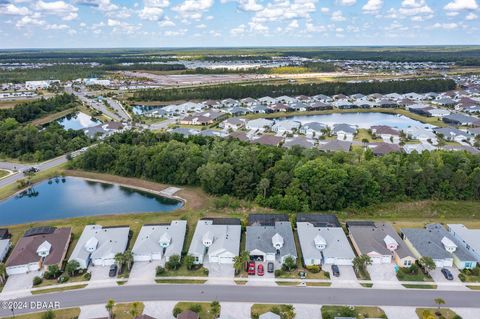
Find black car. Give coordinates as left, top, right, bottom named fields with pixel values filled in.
left=441, top=268, right=453, bottom=280
left=331, top=264, right=340, bottom=277
left=267, top=262, right=274, bottom=273
left=109, top=264, right=118, bottom=277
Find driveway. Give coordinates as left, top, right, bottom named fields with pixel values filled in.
left=367, top=264, right=403, bottom=289
left=246, top=261, right=276, bottom=286
left=127, top=261, right=162, bottom=285
left=294, top=304, right=322, bottom=319
left=204, top=261, right=235, bottom=285
left=327, top=265, right=360, bottom=288
left=143, top=301, right=177, bottom=319
left=219, top=302, right=252, bottom=319
left=430, top=267, right=466, bottom=290
left=79, top=304, right=109, bottom=319
left=0, top=271, right=42, bottom=299
left=87, top=266, right=116, bottom=288
left=382, top=306, right=418, bottom=319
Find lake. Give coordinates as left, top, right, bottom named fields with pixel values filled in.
left=57, top=112, right=100, bottom=130
left=0, top=177, right=183, bottom=225
left=277, top=112, right=432, bottom=129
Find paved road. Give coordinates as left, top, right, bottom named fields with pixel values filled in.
left=65, top=87, right=122, bottom=121
left=106, top=98, right=130, bottom=121
left=0, top=284, right=479, bottom=316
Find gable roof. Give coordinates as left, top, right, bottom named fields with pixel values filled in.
left=296, top=214, right=340, bottom=228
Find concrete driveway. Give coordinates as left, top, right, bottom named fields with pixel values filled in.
left=143, top=301, right=177, bottom=319
left=367, top=264, right=403, bottom=289
left=1, top=271, right=42, bottom=299
left=87, top=266, right=116, bottom=288
left=219, top=302, right=252, bottom=319
left=294, top=304, right=322, bottom=319
left=127, top=261, right=162, bottom=285
left=430, top=267, right=466, bottom=290
left=327, top=265, right=360, bottom=288
left=382, top=306, right=418, bottom=319
left=204, top=261, right=235, bottom=285
left=246, top=261, right=276, bottom=286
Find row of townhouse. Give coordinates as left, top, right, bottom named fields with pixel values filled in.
left=4, top=218, right=479, bottom=276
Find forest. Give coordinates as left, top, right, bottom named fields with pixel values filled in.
left=0, top=93, right=78, bottom=123
left=0, top=119, right=91, bottom=162
left=71, top=131, right=480, bottom=212
left=133, top=78, right=456, bottom=102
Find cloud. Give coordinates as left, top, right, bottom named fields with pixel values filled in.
left=16, top=14, right=45, bottom=28
left=139, top=0, right=169, bottom=21
left=433, top=22, right=459, bottom=29
left=230, top=23, right=246, bottom=36
left=337, top=0, right=356, bottom=6
left=222, top=0, right=263, bottom=12
left=362, top=0, right=383, bottom=13
left=34, top=0, right=79, bottom=20
left=158, top=17, right=175, bottom=27
left=74, top=0, right=118, bottom=12
left=251, top=0, right=317, bottom=23
left=0, top=3, right=31, bottom=15
left=331, top=10, right=346, bottom=21
left=444, top=0, right=478, bottom=11
left=466, top=12, right=478, bottom=19
left=173, top=0, right=214, bottom=19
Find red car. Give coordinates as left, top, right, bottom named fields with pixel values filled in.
left=257, top=264, right=264, bottom=276
left=247, top=261, right=256, bottom=275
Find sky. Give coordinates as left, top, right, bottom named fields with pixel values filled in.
left=0, top=0, right=479, bottom=48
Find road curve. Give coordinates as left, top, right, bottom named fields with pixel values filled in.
left=1, top=284, right=479, bottom=316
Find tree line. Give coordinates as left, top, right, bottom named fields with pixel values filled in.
left=0, top=94, right=78, bottom=124
left=132, top=78, right=456, bottom=102
left=71, top=131, right=480, bottom=212
left=0, top=119, right=91, bottom=162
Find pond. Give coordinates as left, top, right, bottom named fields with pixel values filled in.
left=0, top=177, right=183, bottom=225
left=277, top=112, right=432, bottom=129
left=57, top=112, right=100, bottom=130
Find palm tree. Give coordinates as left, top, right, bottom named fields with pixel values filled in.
left=105, top=299, right=115, bottom=319
left=114, top=253, right=125, bottom=272
left=129, top=302, right=141, bottom=318
left=210, top=301, right=221, bottom=319
left=233, top=251, right=250, bottom=274
left=0, top=263, right=7, bottom=285
left=123, top=251, right=133, bottom=271
left=434, top=298, right=445, bottom=315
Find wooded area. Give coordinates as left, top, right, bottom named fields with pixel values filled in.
left=133, top=79, right=456, bottom=101
left=72, top=132, right=480, bottom=211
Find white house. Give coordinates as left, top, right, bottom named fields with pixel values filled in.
left=69, top=225, right=130, bottom=268
left=448, top=224, right=480, bottom=262
left=272, top=120, right=301, bottom=135
left=132, top=221, right=187, bottom=263
left=188, top=218, right=241, bottom=265
left=246, top=118, right=274, bottom=131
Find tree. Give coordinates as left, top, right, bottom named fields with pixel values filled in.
left=282, top=256, right=297, bottom=272
left=114, top=253, right=125, bottom=270
left=129, top=301, right=141, bottom=318
left=233, top=251, right=250, bottom=274
left=184, top=254, right=196, bottom=271
left=434, top=298, right=446, bottom=314
left=123, top=250, right=134, bottom=271
left=210, top=301, right=221, bottom=319
left=0, top=263, right=7, bottom=285
left=166, top=255, right=181, bottom=270
left=105, top=299, right=115, bottom=319
left=65, top=260, right=80, bottom=277
left=352, top=255, right=372, bottom=274
left=258, top=178, right=270, bottom=197
left=418, top=257, right=436, bottom=273
left=45, top=265, right=61, bottom=279
left=281, top=305, right=296, bottom=319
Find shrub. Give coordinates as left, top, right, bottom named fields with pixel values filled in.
left=203, top=268, right=209, bottom=276
left=156, top=266, right=166, bottom=276
left=458, top=273, right=466, bottom=282
left=41, top=310, right=55, bottom=319
left=307, top=265, right=320, bottom=273
left=189, top=304, right=202, bottom=313
left=83, top=272, right=91, bottom=280
left=33, top=276, right=43, bottom=286
left=57, top=275, right=69, bottom=283
left=275, top=269, right=284, bottom=277
left=172, top=307, right=182, bottom=317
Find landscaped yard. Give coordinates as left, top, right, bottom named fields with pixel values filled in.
left=173, top=302, right=220, bottom=319
left=156, top=263, right=209, bottom=277
left=13, top=308, right=80, bottom=319
left=111, top=302, right=144, bottom=319
left=458, top=266, right=480, bottom=283
left=251, top=304, right=296, bottom=319
left=416, top=308, right=458, bottom=319
left=396, top=265, right=436, bottom=289
left=321, top=305, right=387, bottom=319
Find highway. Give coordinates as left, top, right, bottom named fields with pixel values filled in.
left=0, top=284, right=479, bottom=316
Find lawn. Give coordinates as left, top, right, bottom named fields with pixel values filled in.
left=416, top=308, right=458, bottom=319
left=31, top=284, right=88, bottom=295
left=458, top=266, right=480, bottom=283
left=34, top=272, right=90, bottom=288
left=396, top=266, right=436, bottom=289
left=173, top=302, right=220, bottom=319
left=112, top=302, right=144, bottom=319
left=321, top=305, right=387, bottom=319
left=155, top=279, right=207, bottom=284
left=156, top=264, right=209, bottom=277
left=0, top=169, right=9, bottom=179
left=13, top=308, right=80, bottom=319
left=250, top=304, right=296, bottom=319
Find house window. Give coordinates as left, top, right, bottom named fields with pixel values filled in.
left=404, top=260, right=412, bottom=267
left=465, top=262, right=472, bottom=269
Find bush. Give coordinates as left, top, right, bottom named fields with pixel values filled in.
left=189, top=304, right=202, bottom=313
left=458, top=273, right=466, bottom=282
left=33, top=276, right=43, bottom=286
left=41, top=310, right=55, bottom=319
left=172, top=307, right=182, bottom=317
left=275, top=269, right=284, bottom=277
left=203, top=268, right=209, bottom=276
left=57, top=275, right=69, bottom=283
left=306, top=265, right=320, bottom=273
left=83, top=272, right=91, bottom=280
left=156, top=266, right=165, bottom=276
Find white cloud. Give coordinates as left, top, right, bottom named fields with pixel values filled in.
left=252, top=0, right=317, bottom=23
left=1, top=3, right=31, bottom=15
left=173, top=0, right=214, bottom=19
left=222, top=0, right=263, bottom=12
left=139, top=0, right=169, bottom=21
left=433, top=22, right=459, bottom=29
left=16, top=14, right=45, bottom=28
left=362, top=0, right=383, bottom=13
left=444, top=0, right=478, bottom=11
left=337, top=0, right=356, bottom=6
left=74, top=0, right=119, bottom=12
left=230, top=23, right=246, bottom=36
left=34, top=0, right=79, bottom=20
left=45, top=23, right=69, bottom=30
left=320, top=7, right=329, bottom=13
left=331, top=10, right=346, bottom=21
left=287, top=19, right=299, bottom=29
left=466, top=12, right=478, bottom=19
left=158, top=17, right=175, bottom=27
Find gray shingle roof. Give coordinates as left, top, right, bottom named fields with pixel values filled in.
left=246, top=221, right=297, bottom=257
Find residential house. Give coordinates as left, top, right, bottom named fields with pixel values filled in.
left=188, top=218, right=241, bottom=264
left=253, top=135, right=284, bottom=146
left=69, top=225, right=129, bottom=268
left=318, top=140, right=352, bottom=152
left=297, top=214, right=355, bottom=266
left=246, top=118, right=274, bottom=131
left=259, top=96, right=276, bottom=105
left=433, top=127, right=472, bottom=143
left=6, top=227, right=71, bottom=275
left=246, top=214, right=297, bottom=265
left=272, top=120, right=301, bottom=134
left=132, top=221, right=187, bottom=263
left=300, top=122, right=327, bottom=138
left=219, top=118, right=247, bottom=131
left=170, top=127, right=200, bottom=137
left=403, top=126, right=438, bottom=145
left=368, top=143, right=402, bottom=156
left=347, top=221, right=416, bottom=268
left=447, top=224, right=480, bottom=262
left=283, top=136, right=314, bottom=149
left=269, top=103, right=292, bottom=113
left=179, top=111, right=225, bottom=125
left=333, top=123, right=357, bottom=141
left=443, top=114, right=480, bottom=126
left=370, top=125, right=400, bottom=144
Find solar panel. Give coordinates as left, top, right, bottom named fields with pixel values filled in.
left=24, top=226, right=56, bottom=237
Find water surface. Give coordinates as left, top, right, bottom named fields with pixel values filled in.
left=57, top=112, right=100, bottom=130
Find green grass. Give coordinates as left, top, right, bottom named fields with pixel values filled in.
left=321, top=305, right=387, bottom=319
left=275, top=281, right=301, bottom=286
left=402, top=284, right=437, bottom=289
left=13, top=308, right=81, bottom=319
left=173, top=302, right=219, bottom=319
left=155, top=279, right=207, bottom=284
left=458, top=267, right=480, bottom=283
left=0, top=169, right=9, bottom=179
left=306, top=282, right=332, bottom=287
left=157, top=264, right=209, bottom=277
left=34, top=273, right=90, bottom=288
left=416, top=308, right=458, bottom=319
left=112, top=302, right=144, bottom=319
left=251, top=304, right=296, bottom=319
left=31, top=284, right=88, bottom=295
left=467, top=285, right=480, bottom=290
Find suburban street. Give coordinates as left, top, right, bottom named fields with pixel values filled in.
left=65, top=86, right=122, bottom=121
left=0, top=284, right=479, bottom=316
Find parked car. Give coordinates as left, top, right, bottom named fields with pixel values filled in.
left=332, top=264, right=340, bottom=277
left=257, top=264, right=264, bottom=276
left=247, top=261, right=256, bottom=275
left=267, top=262, right=274, bottom=273
left=109, top=264, right=118, bottom=277
left=441, top=268, right=453, bottom=280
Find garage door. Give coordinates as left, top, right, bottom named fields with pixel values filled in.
left=219, top=256, right=234, bottom=264
left=371, top=256, right=382, bottom=264
left=250, top=255, right=264, bottom=262
left=209, top=256, right=219, bottom=263
left=334, top=258, right=353, bottom=266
